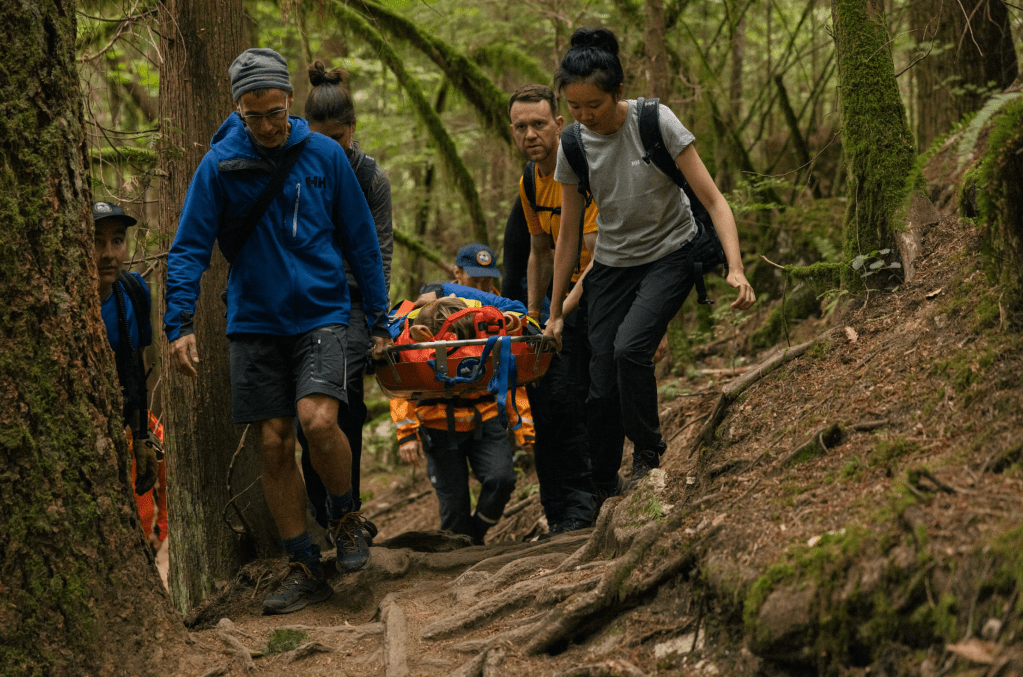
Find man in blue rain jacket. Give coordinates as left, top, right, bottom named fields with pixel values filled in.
left=164, top=48, right=390, bottom=615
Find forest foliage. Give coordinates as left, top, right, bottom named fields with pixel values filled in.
left=78, top=0, right=1020, bottom=309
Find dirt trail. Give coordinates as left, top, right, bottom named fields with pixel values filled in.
left=173, top=209, right=1023, bottom=677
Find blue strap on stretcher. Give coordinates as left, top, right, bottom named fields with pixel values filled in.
left=426, top=335, right=522, bottom=431
left=428, top=335, right=500, bottom=388
left=489, top=336, right=521, bottom=431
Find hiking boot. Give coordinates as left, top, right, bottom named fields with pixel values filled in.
left=330, top=511, right=374, bottom=573
left=628, top=447, right=662, bottom=490
left=593, top=476, right=626, bottom=519
left=326, top=514, right=378, bottom=548
left=539, top=517, right=591, bottom=540
left=262, top=561, right=333, bottom=615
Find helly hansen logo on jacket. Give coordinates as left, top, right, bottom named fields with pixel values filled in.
left=305, top=176, right=326, bottom=189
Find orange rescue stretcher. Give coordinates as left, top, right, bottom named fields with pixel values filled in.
left=374, top=304, right=555, bottom=401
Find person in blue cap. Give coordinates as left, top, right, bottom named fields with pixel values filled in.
left=93, top=201, right=159, bottom=499
left=164, top=47, right=391, bottom=615
left=414, top=243, right=517, bottom=309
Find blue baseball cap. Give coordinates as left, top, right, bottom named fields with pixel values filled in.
left=455, top=243, right=500, bottom=278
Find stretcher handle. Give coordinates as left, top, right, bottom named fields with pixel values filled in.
left=381, top=334, right=553, bottom=353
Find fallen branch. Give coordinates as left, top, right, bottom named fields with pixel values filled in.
left=501, top=492, right=539, bottom=518
left=691, top=327, right=845, bottom=454
left=778, top=423, right=844, bottom=468
left=367, top=489, right=433, bottom=522
left=850, top=419, right=888, bottom=432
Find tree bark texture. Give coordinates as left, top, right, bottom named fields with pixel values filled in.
left=157, top=0, right=263, bottom=616
left=831, top=0, right=916, bottom=275
left=643, top=0, right=671, bottom=103
left=0, top=1, right=181, bottom=674
left=910, top=0, right=1018, bottom=151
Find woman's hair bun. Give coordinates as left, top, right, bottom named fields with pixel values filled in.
left=570, top=27, right=619, bottom=56
left=308, top=59, right=349, bottom=87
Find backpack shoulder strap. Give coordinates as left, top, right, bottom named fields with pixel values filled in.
left=117, top=270, right=150, bottom=338
left=222, top=136, right=310, bottom=264
left=637, top=97, right=687, bottom=187
left=353, top=152, right=377, bottom=202
left=521, top=161, right=560, bottom=216
left=636, top=97, right=712, bottom=227
left=559, top=122, right=590, bottom=202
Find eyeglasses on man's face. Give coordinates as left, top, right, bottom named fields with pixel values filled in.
left=240, top=107, right=289, bottom=123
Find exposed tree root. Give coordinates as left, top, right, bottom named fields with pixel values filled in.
left=200, top=667, right=229, bottom=677
left=445, top=645, right=511, bottom=677
left=382, top=594, right=410, bottom=677
left=423, top=566, right=602, bottom=640
left=215, top=618, right=255, bottom=671
left=462, top=533, right=590, bottom=575
left=279, top=641, right=332, bottom=664
left=534, top=571, right=604, bottom=605
left=450, top=614, right=547, bottom=653
left=523, top=511, right=713, bottom=656
left=551, top=659, right=647, bottom=677
left=553, top=497, right=620, bottom=575
left=475, top=553, right=568, bottom=592
left=692, top=327, right=845, bottom=454
left=280, top=622, right=384, bottom=652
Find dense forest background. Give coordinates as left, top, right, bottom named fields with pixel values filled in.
left=3, top=0, right=1021, bottom=674
left=80, top=0, right=1018, bottom=300
left=75, top=0, right=1021, bottom=612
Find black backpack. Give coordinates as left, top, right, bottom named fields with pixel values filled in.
left=520, top=160, right=588, bottom=272
left=559, top=97, right=728, bottom=305
left=113, top=270, right=151, bottom=440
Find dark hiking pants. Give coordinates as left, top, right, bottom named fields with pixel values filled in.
left=584, top=243, right=695, bottom=494
left=528, top=299, right=596, bottom=526
left=422, top=417, right=516, bottom=544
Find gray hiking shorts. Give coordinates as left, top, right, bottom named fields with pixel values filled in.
left=229, top=324, right=348, bottom=424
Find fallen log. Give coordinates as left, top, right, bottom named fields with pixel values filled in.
left=691, top=327, right=845, bottom=455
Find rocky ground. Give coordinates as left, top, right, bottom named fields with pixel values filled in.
left=160, top=192, right=1022, bottom=676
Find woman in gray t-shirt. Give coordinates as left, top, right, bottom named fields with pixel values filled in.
left=545, top=27, right=756, bottom=500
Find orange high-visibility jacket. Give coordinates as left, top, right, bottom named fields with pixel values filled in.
left=390, top=388, right=534, bottom=447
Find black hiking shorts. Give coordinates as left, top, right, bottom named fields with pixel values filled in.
left=229, top=324, right=348, bottom=424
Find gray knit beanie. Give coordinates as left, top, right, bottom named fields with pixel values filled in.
left=229, top=48, right=293, bottom=102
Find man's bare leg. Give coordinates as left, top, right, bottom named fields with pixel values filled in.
left=297, top=393, right=372, bottom=571
left=260, top=416, right=307, bottom=539
left=296, top=393, right=351, bottom=495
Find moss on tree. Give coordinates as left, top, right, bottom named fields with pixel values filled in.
left=831, top=0, right=916, bottom=289
left=0, top=2, right=180, bottom=674
left=332, top=1, right=490, bottom=245
left=961, top=96, right=1023, bottom=307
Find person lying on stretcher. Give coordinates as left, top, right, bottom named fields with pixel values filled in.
left=389, top=293, right=534, bottom=545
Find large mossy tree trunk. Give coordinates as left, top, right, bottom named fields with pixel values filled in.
left=0, top=1, right=182, bottom=674
left=966, top=99, right=1023, bottom=309
left=910, top=0, right=1018, bottom=152
left=157, top=0, right=266, bottom=616
left=831, top=0, right=916, bottom=283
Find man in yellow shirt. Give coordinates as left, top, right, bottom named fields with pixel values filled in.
left=510, top=84, right=614, bottom=535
